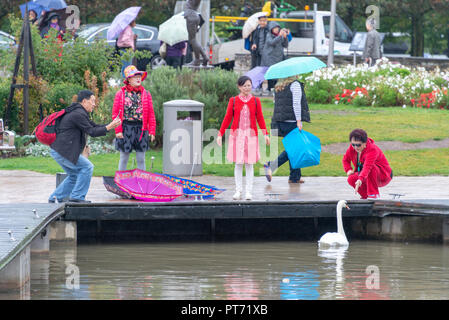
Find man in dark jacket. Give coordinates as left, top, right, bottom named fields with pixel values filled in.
left=362, top=18, right=381, bottom=67
left=249, top=15, right=269, bottom=69
left=48, top=90, right=121, bottom=203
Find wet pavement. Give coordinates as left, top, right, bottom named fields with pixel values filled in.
left=1, top=170, right=448, bottom=203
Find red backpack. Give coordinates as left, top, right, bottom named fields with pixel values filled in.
left=33, top=109, right=66, bottom=145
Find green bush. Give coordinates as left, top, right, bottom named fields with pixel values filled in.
left=45, top=82, right=85, bottom=113
left=143, top=66, right=238, bottom=146
left=374, top=84, right=397, bottom=107
left=0, top=76, right=20, bottom=131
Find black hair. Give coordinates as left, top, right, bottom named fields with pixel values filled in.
left=237, top=75, right=252, bottom=87
left=349, top=128, right=368, bottom=143
left=258, top=15, right=268, bottom=20
left=77, top=90, right=95, bottom=103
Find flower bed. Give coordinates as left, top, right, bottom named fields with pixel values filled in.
left=301, top=57, right=449, bottom=109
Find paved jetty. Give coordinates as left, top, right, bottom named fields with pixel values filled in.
left=1, top=170, right=448, bottom=203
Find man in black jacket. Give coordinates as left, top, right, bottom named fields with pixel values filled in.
left=249, top=15, right=269, bottom=69
left=48, top=90, right=121, bottom=203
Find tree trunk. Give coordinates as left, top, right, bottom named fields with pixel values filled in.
left=411, top=15, right=425, bottom=56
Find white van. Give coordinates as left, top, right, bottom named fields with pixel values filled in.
left=210, top=10, right=355, bottom=66
left=281, top=10, right=353, bottom=55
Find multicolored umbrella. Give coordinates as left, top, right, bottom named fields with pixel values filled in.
left=157, top=13, right=188, bottom=46
left=264, top=57, right=327, bottom=80
left=162, top=174, right=225, bottom=200
left=103, top=176, right=132, bottom=199
left=114, top=169, right=183, bottom=202
left=107, top=6, right=141, bottom=40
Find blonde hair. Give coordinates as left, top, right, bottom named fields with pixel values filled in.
left=274, top=76, right=299, bottom=92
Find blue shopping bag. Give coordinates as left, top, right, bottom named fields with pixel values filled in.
left=282, top=128, right=321, bottom=169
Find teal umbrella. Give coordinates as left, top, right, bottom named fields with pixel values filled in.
left=264, top=57, right=327, bottom=80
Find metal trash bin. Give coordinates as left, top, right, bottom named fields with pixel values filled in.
left=162, top=99, right=204, bottom=176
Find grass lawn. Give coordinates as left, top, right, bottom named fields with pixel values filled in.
left=2, top=100, right=449, bottom=177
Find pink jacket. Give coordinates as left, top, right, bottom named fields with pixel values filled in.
left=117, top=25, right=135, bottom=50
left=112, top=86, right=156, bottom=138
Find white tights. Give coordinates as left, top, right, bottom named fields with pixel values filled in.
left=234, top=163, right=254, bottom=194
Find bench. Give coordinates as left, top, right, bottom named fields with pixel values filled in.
left=0, top=118, right=15, bottom=151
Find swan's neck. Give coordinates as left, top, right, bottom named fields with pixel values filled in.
left=336, top=206, right=347, bottom=238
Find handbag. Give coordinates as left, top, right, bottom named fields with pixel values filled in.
left=282, top=128, right=321, bottom=169
left=159, top=42, right=167, bottom=59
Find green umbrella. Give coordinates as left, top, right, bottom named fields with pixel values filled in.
left=264, top=56, right=327, bottom=80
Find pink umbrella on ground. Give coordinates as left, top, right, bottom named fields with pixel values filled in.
left=114, top=169, right=183, bottom=202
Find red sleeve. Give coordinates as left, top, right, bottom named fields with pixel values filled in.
left=255, top=97, right=268, bottom=136
left=359, top=146, right=379, bottom=182
left=112, top=90, right=123, bottom=134
left=145, top=91, right=156, bottom=136
left=342, top=146, right=354, bottom=173
left=218, top=97, right=235, bottom=137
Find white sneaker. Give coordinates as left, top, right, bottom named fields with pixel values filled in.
left=233, top=191, right=242, bottom=200
left=245, top=193, right=252, bottom=200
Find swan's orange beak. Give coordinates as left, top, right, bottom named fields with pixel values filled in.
left=345, top=204, right=350, bottom=210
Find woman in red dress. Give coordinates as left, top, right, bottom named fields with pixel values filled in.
left=217, top=76, right=270, bottom=200
left=342, top=129, right=392, bottom=199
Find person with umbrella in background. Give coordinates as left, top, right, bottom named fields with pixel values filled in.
left=248, top=14, right=269, bottom=70
left=157, top=12, right=189, bottom=68
left=116, top=19, right=137, bottom=77
left=163, top=41, right=188, bottom=69
left=40, top=11, right=64, bottom=39
left=107, top=7, right=141, bottom=77
left=260, top=22, right=289, bottom=94
left=263, top=57, right=326, bottom=184
left=29, top=9, right=38, bottom=25
left=112, top=65, right=156, bottom=172
left=263, top=75, right=309, bottom=184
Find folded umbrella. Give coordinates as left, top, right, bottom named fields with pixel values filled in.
left=107, top=6, right=141, bottom=40
left=34, top=0, right=67, bottom=10
left=264, top=56, right=327, bottom=80
left=245, top=66, right=268, bottom=89
left=242, top=12, right=267, bottom=39
left=158, top=12, right=188, bottom=46
left=282, top=128, right=321, bottom=169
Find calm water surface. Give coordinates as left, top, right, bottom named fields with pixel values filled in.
left=29, top=241, right=449, bottom=300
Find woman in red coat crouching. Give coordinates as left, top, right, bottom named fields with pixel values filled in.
left=342, top=129, right=392, bottom=199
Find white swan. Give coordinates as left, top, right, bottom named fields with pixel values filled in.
left=318, top=200, right=350, bottom=247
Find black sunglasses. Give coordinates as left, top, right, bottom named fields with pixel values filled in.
left=351, top=143, right=362, bottom=147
